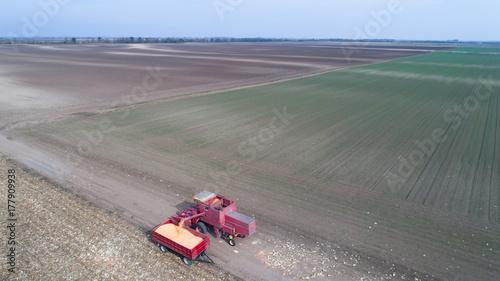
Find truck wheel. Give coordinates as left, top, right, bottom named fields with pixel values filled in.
left=182, top=257, right=193, bottom=266
left=159, top=244, right=169, bottom=253
left=228, top=239, right=236, bottom=247
left=194, top=222, right=207, bottom=234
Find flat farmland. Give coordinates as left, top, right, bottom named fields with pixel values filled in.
left=2, top=42, right=455, bottom=280
left=0, top=42, right=436, bottom=130
left=7, top=47, right=500, bottom=280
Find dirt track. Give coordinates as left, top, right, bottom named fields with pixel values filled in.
left=3, top=42, right=492, bottom=281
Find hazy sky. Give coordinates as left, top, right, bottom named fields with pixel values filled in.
left=1, top=0, right=498, bottom=41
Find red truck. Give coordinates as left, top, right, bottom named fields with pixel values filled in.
left=172, top=190, right=256, bottom=246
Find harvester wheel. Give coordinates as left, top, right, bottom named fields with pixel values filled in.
left=159, top=244, right=169, bottom=253
left=194, top=222, right=207, bottom=234
left=240, top=235, right=246, bottom=238
left=182, top=257, right=193, bottom=266
left=228, top=239, right=236, bottom=247
left=228, top=234, right=234, bottom=240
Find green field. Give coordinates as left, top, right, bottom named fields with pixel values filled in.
left=15, top=47, right=500, bottom=279
left=33, top=48, right=498, bottom=221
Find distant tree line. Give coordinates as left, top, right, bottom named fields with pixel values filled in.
left=0, top=37, right=300, bottom=45
left=1, top=37, right=499, bottom=45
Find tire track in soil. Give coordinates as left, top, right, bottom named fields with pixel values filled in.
left=416, top=82, right=484, bottom=206
left=360, top=77, right=459, bottom=191
left=420, top=112, right=462, bottom=209
left=404, top=81, right=477, bottom=203
left=348, top=72, right=456, bottom=190
left=369, top=80, right=463, bottom=195
left=461, top=96, right=484, bottom=218
left=489, top=93, right=499, bottom=223
left=360, top=122, right=419, bottom=190
left=430, top=83, right=482, bottom=213
left=468, top=90, right=493, bottom=219
left=323, top=82, right=451, bottom=181
left=353, top=79, right=445, bottom=189
left=443, top=89, right=479, bottom=216
left=310, top=94, right=425, bottom=179
left=441, top=158, right=465, bottom=215
left=456, top=89, right=485, bottom=217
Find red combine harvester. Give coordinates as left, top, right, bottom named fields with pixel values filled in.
left=172, top=190, right=256, bottom=247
